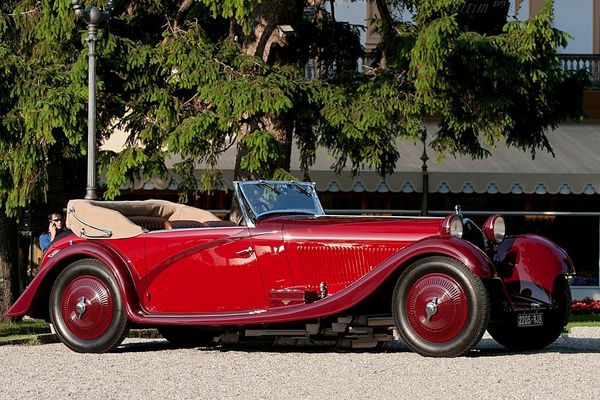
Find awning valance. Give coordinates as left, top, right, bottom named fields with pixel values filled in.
left=106, top=123, right=600, bottom=195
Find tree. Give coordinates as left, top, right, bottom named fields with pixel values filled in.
left=319, top=0, right=587, bottom=177
left=68, top=0, right=586, bottom=198
left=98, top=0, right=364, bottom=199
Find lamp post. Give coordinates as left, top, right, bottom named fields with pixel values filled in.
left=71, top=0, right=114, bottom=200
left=420, top=127, right=429, bottom=216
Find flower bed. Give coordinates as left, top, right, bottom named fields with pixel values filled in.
left=571, top=297, right=600, bottom=314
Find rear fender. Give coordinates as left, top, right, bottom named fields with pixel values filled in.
left=4, top=240, right=141, bottom=321
left=493, top=234, right=574, bottom=305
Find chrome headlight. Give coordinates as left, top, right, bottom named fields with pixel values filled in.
left=483, top=215, right=506, bottom=244
left=442, top=214, right=463, bottom=239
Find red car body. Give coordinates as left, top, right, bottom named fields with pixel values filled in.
left=5, top=181, right=574, bottom=357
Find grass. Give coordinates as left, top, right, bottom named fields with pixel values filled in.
left=567, top=314, right=600, bottom=329
left=0, top=319, right=50, bottom=343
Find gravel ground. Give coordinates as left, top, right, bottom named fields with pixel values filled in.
left=1, top=328, right=599, bottom=400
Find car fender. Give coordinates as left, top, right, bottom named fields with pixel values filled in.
left=387, top=235, right=494, bottom=279
left=493, top=234, right=574, bottom=304
left=4, top=238, right=141, bottom=320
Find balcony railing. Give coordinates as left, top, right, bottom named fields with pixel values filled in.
left=308, top=54, right=600, bottom=88
left=558, top=54, right=600, bottom=88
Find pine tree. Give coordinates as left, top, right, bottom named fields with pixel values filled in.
left=320, top=0, right=587, bottom=176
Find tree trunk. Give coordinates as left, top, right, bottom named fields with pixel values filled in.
left=374, top=0, right=395, bottom=69
left=234, top=0, right=304, bottom=181
left=0, top=213, right=18, bottom=322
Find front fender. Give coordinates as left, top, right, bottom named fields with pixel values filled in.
left=390, top=235, right=494, bottom=278
left=4, top=238, right=141, bottom=320
left=493, top=234, right=574, bottom=304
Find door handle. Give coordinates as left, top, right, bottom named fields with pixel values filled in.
left=236, top=246, right=255, bottom=256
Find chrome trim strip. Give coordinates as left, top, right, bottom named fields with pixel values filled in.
left=141, top=309, right=267, bottom=318
left=68, top=206, right=113, bottom=238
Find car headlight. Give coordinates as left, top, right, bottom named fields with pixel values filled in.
left=483, top=215, right=506, bottom=244
left=442, top=214, right=463, bottom=239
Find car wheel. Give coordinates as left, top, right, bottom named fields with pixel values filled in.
left=487, top=275, right=571, bottom=351
left=158, top=326, right=216, bottom=347
left=392, top=256, right=490, bottom=357
left=49, top=259, right=129, bottom=353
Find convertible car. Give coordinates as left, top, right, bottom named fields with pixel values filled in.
left=5, top=180, right=573, bottom=357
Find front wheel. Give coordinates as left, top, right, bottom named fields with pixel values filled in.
left=49, top=259, right=129, bottom=353
left=392, top=256, right=490, bottom=357
left=487, top=275, right=571, bottom=351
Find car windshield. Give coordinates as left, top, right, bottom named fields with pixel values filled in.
left=238, top=181, right=324, bottom=219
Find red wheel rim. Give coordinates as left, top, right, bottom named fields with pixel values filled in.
left=405, top=273, right=468, bottom=343
left=60, top=275, right=114, bottom=340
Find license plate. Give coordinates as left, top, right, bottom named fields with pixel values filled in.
left=517, top=313, right=544, bottom=327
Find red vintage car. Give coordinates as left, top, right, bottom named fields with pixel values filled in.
left=5, top=180, right=573, bottom=357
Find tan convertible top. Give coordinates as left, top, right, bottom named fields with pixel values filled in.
left=66, top=199, right=222, bottom=239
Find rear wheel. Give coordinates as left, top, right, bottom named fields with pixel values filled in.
left=158, top=326, right=216, bottom=348
left=49, top=259, right=129, bottom=353
left=392, top=256, right=489, bottom=357
left=487, top=275, right=571, bottom=351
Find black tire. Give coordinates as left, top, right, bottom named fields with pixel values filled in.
left=49, top=259, right=129, bottom=353
left=392, top=256, right=490, bottom=357
left=487, top=275, right=571, bottom=351
left=158, top=326, right=216, bottom=348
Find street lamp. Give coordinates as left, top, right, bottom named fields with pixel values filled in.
left=420, top=127, right=429, bottom=216
left=71, top=0, right=114, bottom=200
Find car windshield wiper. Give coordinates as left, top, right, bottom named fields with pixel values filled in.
left=289, top=182, right=311, bottom=197
left=257, top=181, right=281, bottom=195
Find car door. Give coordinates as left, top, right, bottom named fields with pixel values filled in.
left=140, top=226, right=267, bottom=314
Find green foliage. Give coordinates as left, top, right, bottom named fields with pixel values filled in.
left=200, top=0, right=259, bottom=32
left=240, top=130, right=284, bottom=174
left=0, top=0, right=586, bottom=210
left=0, top=1, right=87, bottom=216
left=326, top=0, right=586, bottom=172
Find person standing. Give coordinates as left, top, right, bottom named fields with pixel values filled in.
left=40, top=212, right=64, bottom=252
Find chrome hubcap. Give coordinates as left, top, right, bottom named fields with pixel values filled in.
left=425, top=297, right=439, bottom=321
left=75, top=297, right=87, bottom=319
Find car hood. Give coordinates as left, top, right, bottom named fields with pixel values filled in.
left=263, top=215, right=446, bottom=244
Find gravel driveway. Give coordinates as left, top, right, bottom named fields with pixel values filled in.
left=1, top=328, right=599, bottom=400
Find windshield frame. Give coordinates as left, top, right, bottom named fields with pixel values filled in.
left=234, top=180, right=325, bottom=228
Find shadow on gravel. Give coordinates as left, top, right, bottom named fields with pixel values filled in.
left=113, top=340, right=181, bottom=353
left=113, top=335, right=600, bottom=357
left=467, top=337, right=600, bottom=358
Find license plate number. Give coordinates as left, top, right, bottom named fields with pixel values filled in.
left=517, top=313, right=543, bottom=327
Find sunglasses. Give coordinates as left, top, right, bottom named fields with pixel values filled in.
left=50, top=218, right=62, bottom=222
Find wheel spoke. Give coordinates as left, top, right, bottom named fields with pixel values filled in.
left=405, top=273, right=468, bottom=343
left=60, top=275, right=114, bottom=340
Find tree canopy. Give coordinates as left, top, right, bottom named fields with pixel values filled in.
left=0, top=0, right=587, bottom=213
